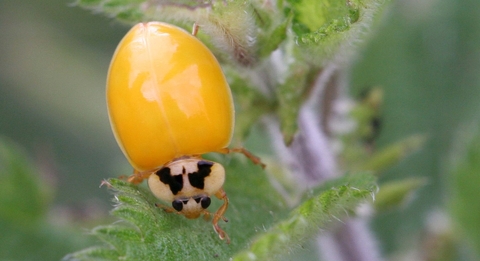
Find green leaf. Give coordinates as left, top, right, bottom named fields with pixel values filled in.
left=276, top=63, right=318, bottom=144
left=65, top=159, right=376, bottom=260
left=287, top=0, right=389, bottom=64
left=75, top=0, right=146, bottom=22
left=304, top=172, right=376, bottom=202
left=233, top=172, right=377, bottom=260
left=449, top=127, right=480, bottom=257
left=358, top=135, right=426, bottom=174
left=374, top=177, right=428, bottom=212
left=93, top=225, right=143, bottom=247
left=256, top=12, right=292, bottom=59
left=0, top=137, right=51, bottom=225
left=64, top=246, right=120, bottom=260
left=75, top=0, right=208, bottom=23
left=65, top=158, right=287, bottom=260
left=0, top=137, right=94, bottom=260
left=287, top=0, right=357, bottom=32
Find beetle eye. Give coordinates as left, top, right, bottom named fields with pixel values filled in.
left=172, top=200, right=183, bottom=211
left=200, top=197, right=211, bottom=209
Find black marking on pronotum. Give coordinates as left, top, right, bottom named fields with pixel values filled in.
left=188, top=160, right=213, bottom=189
left=157, top=167, right=183, bottom=195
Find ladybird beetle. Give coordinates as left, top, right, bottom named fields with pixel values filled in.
left=106, top=22, right=263, bottom=243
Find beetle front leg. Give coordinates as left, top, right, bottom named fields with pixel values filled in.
left=126, top=169, right=152, bottom=184
left=217, top=147, right=266, bottom=169
left=212, top=188, right=230, bottom=244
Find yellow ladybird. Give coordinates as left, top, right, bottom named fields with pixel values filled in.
left=107, top=22, right=262, bottom=243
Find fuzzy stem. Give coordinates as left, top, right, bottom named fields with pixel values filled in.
left=267, top=63, right=383, bottom=261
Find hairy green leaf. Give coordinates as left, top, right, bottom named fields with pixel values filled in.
left=233, top=172, right=376, bottom=260
left=66, top=167, right=376, bottom=260
left=286, top=0, right=389, bottom=64
left=65, top=158, right=287, bottom=260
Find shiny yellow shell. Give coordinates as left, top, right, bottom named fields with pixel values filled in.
left=107, top=22, right=234, bottom=172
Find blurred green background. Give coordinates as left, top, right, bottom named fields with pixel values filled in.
left=0, top=0, right=479, bottom=260
left=0, top=0, right=129, bottom=205
left=352, top=0, right=480, bottom=257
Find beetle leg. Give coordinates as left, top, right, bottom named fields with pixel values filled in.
left=217, top=147, right=266, bottom=169
left=202, top=211, right=211, bottom=221
left=203, top=211, right=228, bottom=222
left=126, top=169, right=152, bottom=184
left=212, top=188, right=230, bottom=244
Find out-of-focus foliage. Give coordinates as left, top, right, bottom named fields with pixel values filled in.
left=449, top=126, right=480, bottom=258
left=352, top=0, right=480, bottom=257
left=0, top=137, right=51, bottom=224
left=0, top=137, right=93, bottom=260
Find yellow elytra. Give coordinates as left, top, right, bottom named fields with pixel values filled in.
left=107, top=22, right=234, bottom=172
